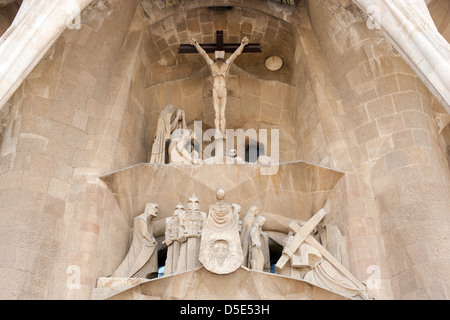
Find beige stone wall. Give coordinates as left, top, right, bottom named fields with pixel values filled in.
left=0, top=0, right=448, bottom=300
left=291, top=3, right=386, bottom=299
left=0, top=0, right=142, bottom=299
left=0, top=101, right=8, bottom=147
left=142, top=6, right=296, bottom=87
left=304, top=0, right=450, bottom=299
left=140, top=5, right=299, bottom=161
left=0, top=0, right=300, bottom=299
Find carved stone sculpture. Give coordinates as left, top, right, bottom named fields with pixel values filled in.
left=176, top=195, right=206, bottom=273
left=199, top=187, right=243, bottom=274
left=316, top=221, right=350, bottom=270
left=168, top=129, right=202, bottom=165
left=149, top=104, right=187, bottom=164
left=276, top=209, right=371, bottom=299
left=240, top=206, right=259, bottom=267
left=112, top=203, right=158, bottom=279
left=249, top=216, right=268, bottom=271
left=282, top=233, right=368, bottom=299
left=229, top=149, right=244, bottom=163
left=163, top=204, right=183, bottom=276
left=191, top=37, right=249, bottom=135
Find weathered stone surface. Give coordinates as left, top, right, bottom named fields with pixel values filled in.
left=199, top=187, right=243, bottom=274
left=92, top=267, right=349, bottom=300
left=0, top=0, right=449, bottom=301
left=99, top=161, right=345, bottom=234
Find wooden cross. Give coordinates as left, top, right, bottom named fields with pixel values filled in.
left=178, top=30, right=262, bottom=54
left=275, top=208, right=366, bottom=291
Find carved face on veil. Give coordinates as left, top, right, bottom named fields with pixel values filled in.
left=211, top=239, right=229, bottom=265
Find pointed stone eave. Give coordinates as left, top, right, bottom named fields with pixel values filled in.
left=352, top=0, right=450, bottom=113
left=0, top=0, right=94, bottom=112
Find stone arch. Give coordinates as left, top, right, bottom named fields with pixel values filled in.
left=141, top=4, right=297, bottom=87
left=140, top=0, right=299, bottom=27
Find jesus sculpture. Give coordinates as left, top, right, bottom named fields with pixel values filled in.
left=191, top=36, right=249, bottom=136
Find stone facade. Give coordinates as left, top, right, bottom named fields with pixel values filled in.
left=0, top=0, right=448, bottom=300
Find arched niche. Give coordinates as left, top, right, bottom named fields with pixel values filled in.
left=141, top=5, right=297, bottom=87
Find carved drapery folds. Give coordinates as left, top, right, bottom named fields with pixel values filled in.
left=111, top=203, right=159, bottom=279
left=110, top=187, right=370, bottom=299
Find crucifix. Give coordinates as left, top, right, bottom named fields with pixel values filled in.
left=276, top=208, right=366, bottom=291
left=179, top=31, right=262, bottom=136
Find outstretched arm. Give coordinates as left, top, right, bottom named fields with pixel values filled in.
left=226, top=36, right=249, bottom=65
left=191, top=38, right=213, bottom=65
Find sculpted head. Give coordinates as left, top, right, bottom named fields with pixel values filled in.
left=249, top=206, right=259, bottom=217
left=256, top=216, right=265, bottom=227
left=174, top=203, right=184, bottom=216
left=161, top=104, right=175, bottom=116
left=216, top=187, right=225, bottom=201
left=145, top=203, right=158, bottom=217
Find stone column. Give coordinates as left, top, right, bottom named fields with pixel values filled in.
left=0, top=0, right=94, bottom=111
left=352, top=0, right=450, bottom=112
left=0, top=0, right=143, bottom=299
left=304, top=0, right=450, bottom=299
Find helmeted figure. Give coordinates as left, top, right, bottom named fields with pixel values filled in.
left=163, top=204, right=183, bottom=275
left=176, top=195, right=206, bottom=273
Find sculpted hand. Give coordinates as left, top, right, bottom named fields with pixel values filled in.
left=190, top=38, right=197, bottom=46
left=242, top=36, right=249, bottom=45
left=176, top=108, right=183, bottom=119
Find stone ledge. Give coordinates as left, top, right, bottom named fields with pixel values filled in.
left=91, top=266, right=350, bottom=300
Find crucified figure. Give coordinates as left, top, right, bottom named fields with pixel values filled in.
left=191, top=36, right=249, bottom=136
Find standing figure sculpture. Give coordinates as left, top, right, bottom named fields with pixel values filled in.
left=191, top=37, right=249, bottom=136
left=112, top=203, right=159, bottom=279
left=240, top=206, right=259, bottom=267
left=249, top=216, right=268, bottom=272
left=176, top=195, right=207, bottom=273
left=149, top=104, right=187, bottom=164
left=163, top=204, right=183, bottom=276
